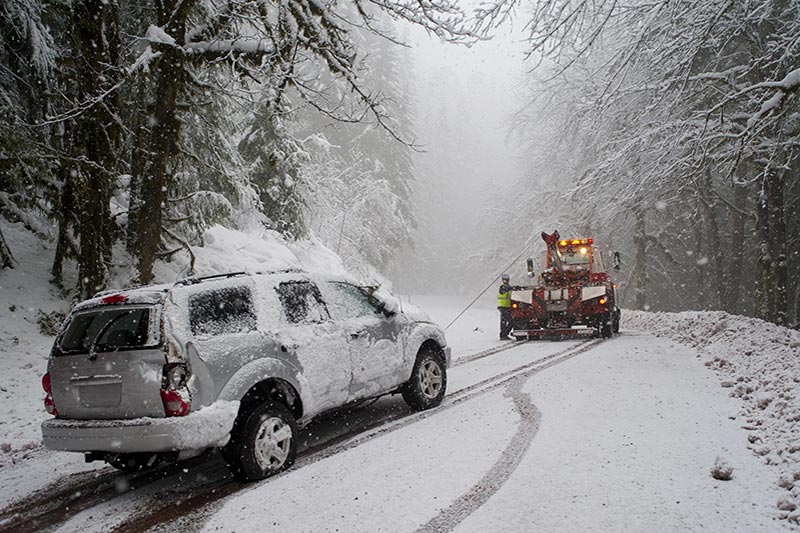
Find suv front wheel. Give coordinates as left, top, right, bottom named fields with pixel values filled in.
left=402, top=347, right=447, bottom=411
left=223, top=401, right=298, bottom=481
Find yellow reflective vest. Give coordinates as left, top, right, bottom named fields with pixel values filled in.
left=497, top=284, right=512, bottom=308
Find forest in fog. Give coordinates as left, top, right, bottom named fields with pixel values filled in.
left=1, top=0, right=799, bottom=327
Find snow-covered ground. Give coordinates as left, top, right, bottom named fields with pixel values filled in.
left=625, top=310, right=800, bottom=524
left=1, top=222, right=799, bottom=531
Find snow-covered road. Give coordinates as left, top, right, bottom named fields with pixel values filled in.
left=195, top=329, right=779, bottom=533
left=0, top=288, right=800, bottom=533
left=0, top=296, right=794, bottom=532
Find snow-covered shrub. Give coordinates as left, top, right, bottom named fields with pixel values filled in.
left=36, top=310, right=66, bottom=337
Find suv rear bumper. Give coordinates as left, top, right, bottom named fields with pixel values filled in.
left=41, top=400, right=239, bottom=453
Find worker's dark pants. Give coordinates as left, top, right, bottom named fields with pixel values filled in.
left=498, top=307, right=513, bottom=338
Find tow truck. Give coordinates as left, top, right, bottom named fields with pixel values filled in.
left=510, top=230, right=621, bottom=339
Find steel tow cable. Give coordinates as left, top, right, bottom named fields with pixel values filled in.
left=444, top=236, right=537, bottom=331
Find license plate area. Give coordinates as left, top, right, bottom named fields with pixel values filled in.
left=72, top=375, right=123, bottom=408
left=546, top=301, right=568, bottom=312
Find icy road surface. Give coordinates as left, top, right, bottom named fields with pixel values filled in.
left=0, top=297, right=788, bottom=532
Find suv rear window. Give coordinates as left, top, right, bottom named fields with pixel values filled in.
left=59, top=307, right=153, bottom=355
left=189, top=286, right=257, bottom=337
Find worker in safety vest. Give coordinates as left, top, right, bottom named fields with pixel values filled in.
left=498, top=273, right=520, bottom=340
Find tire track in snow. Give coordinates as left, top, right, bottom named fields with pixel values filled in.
left=417, top=339, right=602, bottom=533
left=120, top=339, right=603, bottom=533
left=416, top=377, right=539, bottom=533
left=0, top=338, right=601, bottom=533
left=451, top=339, right=527, bottom=367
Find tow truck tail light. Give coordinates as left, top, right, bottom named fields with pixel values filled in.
left=42, top=372, right=57, bottom=417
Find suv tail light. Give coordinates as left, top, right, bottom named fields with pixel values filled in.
left=42, top=372, right=57, bottom=417
left=161, top=364, right=191, bottom=417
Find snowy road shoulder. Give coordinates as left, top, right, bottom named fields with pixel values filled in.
left=458, top=331, right=783, bottom=532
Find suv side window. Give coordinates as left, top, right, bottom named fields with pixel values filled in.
left=276, top=281, right=330, bottom=324
left=189, top=286, right=257, bottom=337
left=322, top=282, right=377, bottom=320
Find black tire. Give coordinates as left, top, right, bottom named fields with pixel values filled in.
left=612, top=309, right=621, bottom=334
left=222, top=401, right=298, bottom=482
left=402, top=347, right=447, bottom=411
left=107, top=452, right=167, bottom=473
left=601, top=321, right=613, bottom=338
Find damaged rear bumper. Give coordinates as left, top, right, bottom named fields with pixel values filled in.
left=41, top=400, right=239, bottom=454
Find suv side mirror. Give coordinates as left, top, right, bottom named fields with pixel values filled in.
left=613, top=251, right=621, bottom=271
left=376, top=303, right=396, bottom=318
left=362, top=288, right=396, bottom=318
left=526, top=258, right=535, bottom=277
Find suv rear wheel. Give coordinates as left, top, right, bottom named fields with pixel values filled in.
left=402, top=347, right=447, bottom=411
left=223, top=401, right=298, bottom=481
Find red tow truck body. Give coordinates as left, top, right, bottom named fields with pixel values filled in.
left=510, top=231, right=621, bottom=339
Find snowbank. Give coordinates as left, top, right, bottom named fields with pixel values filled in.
left=152, top=224, right=349, bottom=282
left=624, top=310, right=800, bottom=524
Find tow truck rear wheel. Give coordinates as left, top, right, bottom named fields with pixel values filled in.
left=601, top=321, right=613, bottom=338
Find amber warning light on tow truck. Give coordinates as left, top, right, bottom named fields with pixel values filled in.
left=558, top=238, right=593, bottom=247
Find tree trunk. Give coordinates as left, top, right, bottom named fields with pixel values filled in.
left=755, top=166, right=787, bottom=325
left=134, top=1, right=192, bottom=284
left=721, top=177, right=749, bottom=314
left=632, top=208, right=647, bottom=310
left=697, top=167, right=723, bottom=309
left=73, top=0, right=120, bottom=299
left=692, top=222, right=706, bottom=309
left=0, top=224, right=14, bottom=269
left=52, top=164, right=77, bottom=288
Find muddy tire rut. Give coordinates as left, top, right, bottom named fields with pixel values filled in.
left=0, top=338, right=602, bottom=533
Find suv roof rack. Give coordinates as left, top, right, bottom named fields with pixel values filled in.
left=92, top=285, right=170, bottom=299
left=174, top=269, right=306, bottom=287
left=175, top=272, right=249, bottom=286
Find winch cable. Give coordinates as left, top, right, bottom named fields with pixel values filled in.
left=444, top=237, right=536, bottom=331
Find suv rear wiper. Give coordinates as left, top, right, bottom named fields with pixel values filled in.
left=88, top=313, right=130, bottom=360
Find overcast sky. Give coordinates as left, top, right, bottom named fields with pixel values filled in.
left=409, top=20, right=530, bottom=192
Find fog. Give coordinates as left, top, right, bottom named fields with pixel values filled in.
left=392, top=23, right=534, bottom=298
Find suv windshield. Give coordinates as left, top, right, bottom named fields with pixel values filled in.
left=58, top=307, right=154, bottom=355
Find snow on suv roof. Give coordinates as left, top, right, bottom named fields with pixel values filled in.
left=78, top=270, right=335, bottom=311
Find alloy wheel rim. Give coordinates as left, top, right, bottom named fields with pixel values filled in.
left=419, top=359, right=443, bottom=400
left=253, top=416, right=292, bottom=472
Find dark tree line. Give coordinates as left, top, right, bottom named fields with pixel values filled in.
left=0, top=0, right=465, bottom=299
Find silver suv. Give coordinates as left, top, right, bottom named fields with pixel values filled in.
left=41, top=271, right=450, bottom=480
